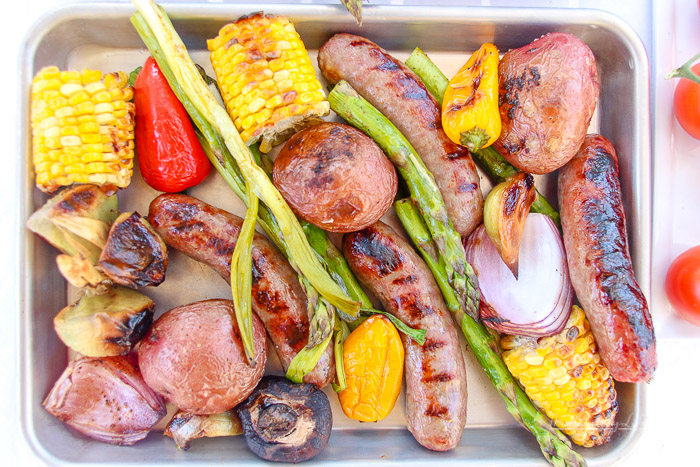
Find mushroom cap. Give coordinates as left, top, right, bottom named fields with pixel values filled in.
left=236, top=376, right=332, bottom=463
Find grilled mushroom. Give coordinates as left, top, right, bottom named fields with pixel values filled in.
left=98, top=211, right=167, bottom=288
left=236, top=376, right=332, bottom=463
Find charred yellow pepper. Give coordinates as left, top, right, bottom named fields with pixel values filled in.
left=338, top=315, right=404, bottom=422
left=442, top=43, right=501, bottom=152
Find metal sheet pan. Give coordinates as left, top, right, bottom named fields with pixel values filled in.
left=19, top=2, right=651, bottom=465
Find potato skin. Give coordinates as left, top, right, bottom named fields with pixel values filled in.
left=138, top=299, right=267, bottom=414
left=273, top=122, right=397, bottom=233
left=494, top=32, right=599, bottom=174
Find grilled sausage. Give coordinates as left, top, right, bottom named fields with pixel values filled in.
left=343, top=222, right=467, bottom=451
left=558, top=134, right=656, bottom=383
left=148, top=194, right=334, bottom=388
left=319, top=33, right=483, bottom=238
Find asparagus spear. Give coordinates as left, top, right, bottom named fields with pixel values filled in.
left=404, top=47, right=449, bottom=106
left=339, top=0, right=363, bottom=25
left=328, top=80, right=480, bottom=320
left=394, top=199, right=585, bottom=467
left=404, top=47, right=561, bottom=226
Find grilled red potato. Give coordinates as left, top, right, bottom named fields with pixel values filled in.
left=495, top=32, right=599, bottom=174
left=138, top=299, right=267, bottom=414
left=273, top=122, right=397, bottom=233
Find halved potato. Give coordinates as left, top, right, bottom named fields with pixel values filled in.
left=54, top=286, right=155, bottom=357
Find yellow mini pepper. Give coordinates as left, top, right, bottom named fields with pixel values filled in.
left=338, top=315, right=404, bottom=422
left=442, top=43, right=501, bottom=152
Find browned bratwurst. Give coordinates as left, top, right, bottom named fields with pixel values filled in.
left=319, top=34, right=483, bottom=238
left=343, top=222, right=467, bottom=451
left=558, top=134, right=656, bottom=383
left=148, top=194, right=335, bottom=388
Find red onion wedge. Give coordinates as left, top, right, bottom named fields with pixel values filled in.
left=43, top=355, right=166, bottom=445
left=464, top=213, right=573, bottom=337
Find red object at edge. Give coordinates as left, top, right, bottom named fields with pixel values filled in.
left=134, top=57, right=211, bottom=192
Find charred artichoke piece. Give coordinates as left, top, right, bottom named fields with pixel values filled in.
left=236, top=376, right=332, bottom=463
left=54, top=286, right=155, bottom=357
left=164, top=410, right=242, bottom=450
left=98, top=211, right=168, bottom=288
left=43, top=356, right=166, bottom=445
left=27, top=184, right=118, bottom=260
left=27, top=184, right=118, bottom=287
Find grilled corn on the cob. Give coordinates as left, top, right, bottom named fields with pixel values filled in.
left=501, top=306, right=618, bottom=447
left=207, top=12, right=330, bottom=152
left=31, top=66, right=135, bottom=193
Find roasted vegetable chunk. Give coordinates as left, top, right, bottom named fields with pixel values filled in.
left=98, top=211, right=167, bottom=288
left=54, top=286, right=155, bottom=357
left=207, top=12, right=330, bottom=152
left=164, top=410, right=242, bottom=450
left=138, top=299, right=267, bottom=414
left=494, top=32, right=599, bottom=174
left=273, top=122, right=397, bottom=233
left=338, top=315, right=404, bottom=422
left=27, top=184, right=117, bottom=288
left=502, top=306, right=618, bottom=447
left=43, top=355, right=166, bottom=445
left=30, top=66, right=135, bottom=193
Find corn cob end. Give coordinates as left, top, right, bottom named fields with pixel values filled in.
left=207, top=12, right=330, bottom=153
left=502, top=305, right=618, bottom=447
left=30, top=66, right=135, bottom=193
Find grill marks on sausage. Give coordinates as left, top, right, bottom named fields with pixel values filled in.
left=346, top=227, right=403, bottom=277
left=424, top=403, right=449, bottom=418
left=392, top=274, right=418, bottom=286
left=422, top=339, right=446, bottom=352
left=579, top=150, right=655, bottom=349
left=392, top=292, right=437, bottom=322
left=421, top=360, right=455, bottom=383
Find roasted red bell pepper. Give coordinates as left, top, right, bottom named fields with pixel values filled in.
left=133, top=56, right=211, bottom=192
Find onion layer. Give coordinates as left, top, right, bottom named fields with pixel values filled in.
left=464, top=213, right=573, bottom=337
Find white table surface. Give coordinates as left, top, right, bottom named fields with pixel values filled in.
left=2, top=0, right=698, bottom=465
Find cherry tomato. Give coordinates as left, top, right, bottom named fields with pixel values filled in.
left=673, top=63, right=700, bottom=140
left=134, top=57, right=211, bottom=192
left=665, top=245, right=700, bottom=326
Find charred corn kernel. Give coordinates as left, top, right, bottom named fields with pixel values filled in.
left=338, top=315, right=404, bottom=422
left=501, top=306, right=618, bottom=447
left=442, top=43, right=501, bottom=152
left=208, top=12, right=330, bottom=152
left=30, top=66, right=135, bottom=193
